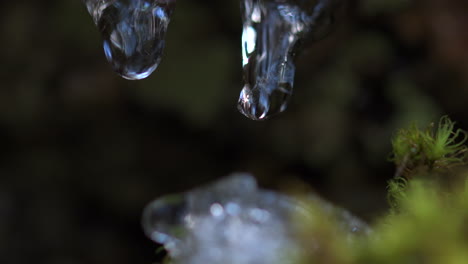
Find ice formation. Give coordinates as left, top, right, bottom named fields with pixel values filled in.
left=142, top=173, right=368, bottom=264
left=238, top=0, right=336, bottom=120
left=82, top=0, right=175, bottom=80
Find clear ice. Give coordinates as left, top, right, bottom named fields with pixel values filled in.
left=238, top=0, right=335, bottom=120
left=82, top=0, right=175, bottom=80
left=142, top=173, right=369, bottom=264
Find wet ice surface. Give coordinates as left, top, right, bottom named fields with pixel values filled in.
left=238, top=0, right=336, bottom=120
left=143, top=174, right=369, bottom=264
left=82, top=0, right=175, bottom=80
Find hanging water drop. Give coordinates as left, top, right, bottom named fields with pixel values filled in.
left=82, top=0, right=175, bottom=80
left=238, top=0, right=336, bottom=120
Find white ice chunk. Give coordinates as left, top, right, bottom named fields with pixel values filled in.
left=142, top=173, right=369, bottom=264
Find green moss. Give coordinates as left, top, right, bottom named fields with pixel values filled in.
left=361, top=178, right=468, bottom=264
left=390, top=116, right=467, bottom=174
left=386, top=176, right=408, bottom=213
left=388, top=116, right=467, bottom=210
left=294, top=116, right=468, bottom=264
left=295, top=175, right=468, bottom=264
left=426, top=116, right=467, bottom=167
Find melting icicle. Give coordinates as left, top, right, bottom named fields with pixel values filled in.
left=142, top=173, right=369, bottom=264
left=238, top=0, right=335, bottom=120
left=82, top=0, right=175, bottom=80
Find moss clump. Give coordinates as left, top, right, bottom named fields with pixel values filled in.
left=386, top=176, right=408, bottom=213
left=388, top=116, right=467, bottom=211
left=360, top=177, right=468, bottom=264
left=295, top=116, right=468, bottom=264
left=390, top=116, right=467, bottom=176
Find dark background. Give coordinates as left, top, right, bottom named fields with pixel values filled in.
left=1, top=0, right=468, bottom=263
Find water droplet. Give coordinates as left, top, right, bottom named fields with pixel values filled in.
left=82, top=0, right=175, bottom=80
left=238, top=0, right=335, bottom=120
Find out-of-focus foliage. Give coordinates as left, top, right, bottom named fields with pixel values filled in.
left=294, top=117, right=468, bottom=264
left=362, top=178, right=468, bottom=264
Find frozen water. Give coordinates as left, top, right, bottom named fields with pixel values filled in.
left=142, top=174, right=299, bottom=264
left=142, top=173, right=369, bottom=264
left=238, top=0, right=336, bottom=120
left=82, top=0, right=175, bottom=80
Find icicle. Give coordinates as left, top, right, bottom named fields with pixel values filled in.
left=238, top=0, right=335, bottom=120
left=82, top=0, right=175, bottom=80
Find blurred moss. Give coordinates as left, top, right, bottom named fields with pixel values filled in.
left=293, top=117, right=468, bottom=264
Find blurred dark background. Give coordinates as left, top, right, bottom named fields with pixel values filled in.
left=1, top=0, right=468, bottom=263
